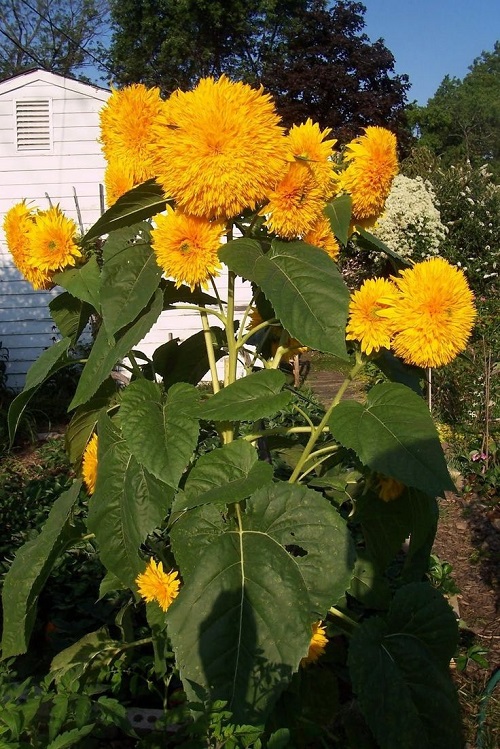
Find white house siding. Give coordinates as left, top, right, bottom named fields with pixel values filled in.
left=0, top=70, right=253, bottom=390
left=0, top=70, right=110, bottom=389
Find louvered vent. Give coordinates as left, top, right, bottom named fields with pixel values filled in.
left=15, top=99, right=51, bottom=151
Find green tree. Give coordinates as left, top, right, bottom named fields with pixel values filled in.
left=409, top=41, right=500, bottom=175
left=0, top=0, right=110, bottom=82
left=107, top=0, right=411, bottom=145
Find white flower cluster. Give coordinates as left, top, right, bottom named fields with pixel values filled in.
left=373, top=175, right=447, bottom=260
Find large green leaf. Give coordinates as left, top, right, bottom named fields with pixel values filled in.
left=119, top=380, right=199, bottom=489
left=82, top=180, right=169, bottom=243
left=328, top=382, right=455, bottom=497
left=65, top=379, right=119, bottom=464
left=220, top=240, right=350, bottom=359
left=69, top=288, right=163, bottom=410
left=354, top=491, right=412, bottom=574
left=100, top=242, right=162, bottom=340
left=175, top=440, right=273, bottom=510
left=154, top=328, right=226, bottom=389
left=49, top=293, right=93, bottom=344
left=8, top=337, right=73, bottom=443
left=168, top=528, right=311, bottom=723
left=53, top=256, right=101, bottom=310
left=168, top=482, right=353, bottom=722
left=161, top=279, right=220, bottom=308
left=198, top=369, right=292, bottom=421
left=324, top=194, right=352, bottom=246
left=87, top=416, right=174, bottom=589
left=348, top=583, right=461, bottom=749
left=1, top=481, right=82, bottom=658
left=402, top=489, right=439, bottom=582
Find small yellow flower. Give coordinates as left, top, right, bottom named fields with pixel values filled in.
left=82, top=433, right=98, bottom=495
left=377, top=474, right=405, bottom=502
left=346, top=277, right=399, bottom=356
left=303, top=214, right=340, bottom=262
left=3, top=202, right=53, bottom=289
left=27, top=206, right=81, bottom=273
left=151, top=207, right=224, bottom=290
left=150, top=75, right=288, bottom=219
left=340, top=126, right=398, bottom=223
left=263, top=161, right=325, bottom=239
left=287, top=118, right=338, bottom=197
left=301, top=621, right=328, bottom=666
left=136, top=559, right=180, bottom=612
left=99, top=83, right=162, bottom=185
left=387, top=258, right=476, bottom=368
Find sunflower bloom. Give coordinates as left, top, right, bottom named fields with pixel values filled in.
left=346, top=277, right=399, bottom=355
left=27, top=206, right=81, bottom=272
left=340, top=126, right=398, bottom=223
left=304, top=214, right=340, bottom=262
left=150, top=76, right=288, bottom=219
left=263, top=161, right=325, bottom=239
left=151, top=207, right=223, bottom=290
left=3, top=202, right=53, bottom=289
left=136, top=559, right=180, bottom=612
left=301, top=621, right=328, bottom=666
left=82, top=433, right=98, bottom=495
left=287, top=119, right=338, bottom=197
left=104, top=160, right=136, bottom=207
left=99, top=84, right=162, bottom=184
left=377, top=474, right=405, bottom=502
left=388, top=258, right=476, bottom=368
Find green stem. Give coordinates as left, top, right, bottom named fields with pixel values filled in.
left=171, top=304, right=227, bottom=325
left=200, top=309, right=220, bottom=394
left=288, top=355, right=365, bottom=483
left=328, top=606, right=358, bottom=635
left=225, top=269, right=238, bottom=387
left=128, top=352, right=143, bottom=378
left=242, top=425, right=314, bottom=441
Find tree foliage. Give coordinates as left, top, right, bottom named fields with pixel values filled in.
left=409, top=42, right=500, bottom=175
left=107, top=0, right=411, bottom=145
left=0, top=0, right=110, bottom=81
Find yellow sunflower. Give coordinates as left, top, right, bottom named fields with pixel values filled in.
left=263, top=161, right=325, bottom=239
left=99, top=83, right=162, bottom=184
left=151, top=207, right=223, bottom=290
left=340, top=126, right=398, bottom=223
left=346, top=277, right=399, bottom=355
left=301, top=621, right=328, bottom=666
left=287, top=118, right=338, bottom=197
left=82, top=433, right=98, bottom=495
left=27, top=206, right=81, bottom=273
left=3, top=203, right=53, bottom=290
left=136, top=559, right=180, bottom=612
left=304, top=214, right=340, bottom=262
left=377, top=474, right=405, bottom=502
left=149, top=75, right=288, bottom=219
left=104, top=160, right=136, bottom=207
left=387, top=257, right=476, bottom=368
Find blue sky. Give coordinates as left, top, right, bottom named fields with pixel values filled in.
left=362, top=0, right=500, bottom=104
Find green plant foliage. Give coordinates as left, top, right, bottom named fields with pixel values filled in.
left=82, top=179, right=169, bottom=243
left=324, top=193, right=352, bottom=246
left=198, top=369, right=292, bottom=421
left=69, top=288, right=163, bottom=409
left=119, top=380, right=200, bottom=487
left=87, top=415, right=174, bottom=588
left=153, top=328, right=226, bottom=388
left=221, top=239, right=350, bottom=359
left=329, top=382, right=455, bottom=497
left=53, top=255, right=101, bottom=309
left=175, top=440, right=274, bottom=510
left=100, top=230, right=163, bottom=339
left=65, top=378, right=120, bottom=464
left=348, top=583, right=461, bottom=749
left=1, top=480, right=82, bottom=658
left=169, top=481, right=351, bottom=723
left=49, top=292, right=93, bottom=345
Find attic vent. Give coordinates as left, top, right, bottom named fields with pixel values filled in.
left=15, top=99, right=51, bottom=151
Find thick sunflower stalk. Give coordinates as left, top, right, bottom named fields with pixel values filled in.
left=2, top=75, right=472, bottom=748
